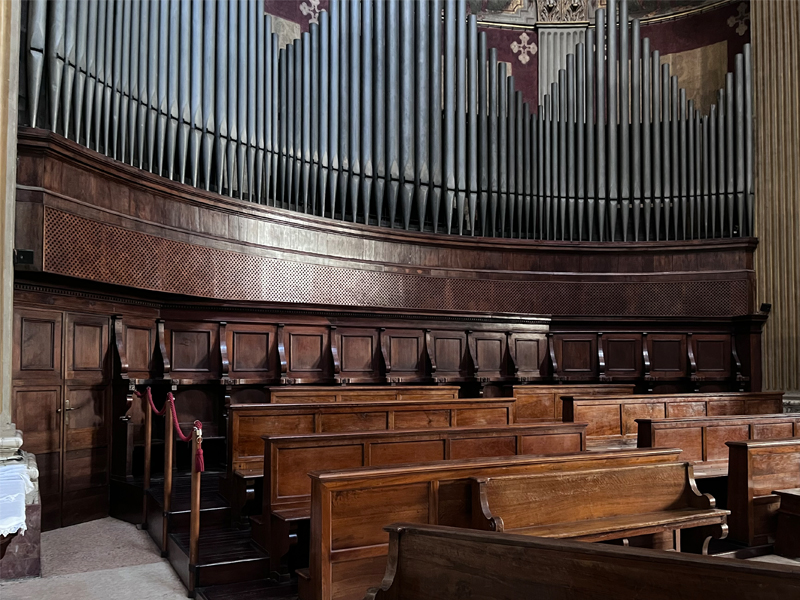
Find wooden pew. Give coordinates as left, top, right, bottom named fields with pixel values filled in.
left=366, top=523, right=800, bottom=600
left=261, top=422, right=587, bottom=571
left=562, top=392, right=784, bottom=447
left=501, top=383, right=635, bottom=421
left=774, top=488, right=800, bottom=559
left=265, top=386, right=460, bottom=404
left=637, top=414, right=800, bottom=477
left=227, top=399, right=516, bottom=516
left=306, top=447, right=683, bottom=600
left=470, top=462, right=729, bottom=551
left=726, top=438, right=800, bottom=546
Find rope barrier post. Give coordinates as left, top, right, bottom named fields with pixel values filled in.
left=188, top=424, right=203, bottom=594
left=162, top=395, right=174, bottom=557
left=142, top=388, right=152, bottom=530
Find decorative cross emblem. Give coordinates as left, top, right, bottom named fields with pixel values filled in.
left=727, top=2, right=750, bottom=37
left=511, top=32, right=538, bottom=65
left=300, top=0, right=322, bottom=25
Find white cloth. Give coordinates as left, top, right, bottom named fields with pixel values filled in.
left=0, top=463, right=31, bottom=536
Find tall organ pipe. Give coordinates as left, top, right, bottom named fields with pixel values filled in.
left=21, top=0, right=754, bottom=243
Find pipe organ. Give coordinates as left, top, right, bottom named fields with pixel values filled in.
left=22, top=0, right=753, bottom=242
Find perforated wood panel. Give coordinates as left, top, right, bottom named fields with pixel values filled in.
left=44, top=208, right=750, bottom=316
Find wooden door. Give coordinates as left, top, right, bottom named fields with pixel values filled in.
left=12, top=308, right=111, bottom=530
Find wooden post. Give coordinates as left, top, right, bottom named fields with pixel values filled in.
left=188, top=426, right=202, bottom=594
left=161, top=397, right=174, bottom=557
left=142, top=390, right=152, bottom=529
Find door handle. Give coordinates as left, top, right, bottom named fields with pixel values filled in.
left=56, top=407, right=77, bottom=413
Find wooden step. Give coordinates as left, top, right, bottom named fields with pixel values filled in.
left=195, top=578, right=298, bottom=600
left=168, top=526, right=271, bottom=592
left=146, top=472, right=231, bottom=552
left=296, top=568, right=310, bottom=600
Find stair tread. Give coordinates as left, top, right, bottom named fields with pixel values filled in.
left=148, top=473, right=228, bottom=512
left=196, top=579, right=298, bottom=600
left=171, top=527, right=268, bottom=564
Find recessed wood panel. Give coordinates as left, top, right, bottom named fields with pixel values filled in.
left=562, top=340, right=593, bottom=372
left=236, top=415, right=316, bottom=464
left=667, top=402, right=708, bottom=418
left=72, top=323, right=103, bottom=370
left=435, top=338, right=462, bottom=372
left=622, top=403, right=666, bottom=437
left=320, top=412, right=387, bottom=432
left=233, top=332, right=270, bottom=371
left=707, top=425, right=750, bottom=461
left=650, top=340, right=683, bottom=371
left=390, top=337, right=419, bottom=371
left=13, top=387, right=61, bottom=454
left=341, top=335, right=374, bottom=372
left=654, top=427, right=703, bottom=463
left=575, top=405, right=621, bottom=437
left=450, top=436, right=516, bottom=460
left=276, top=444, right=364, bottom=499
left=393, top=410, right=450, bottom=429
left=522, top=433, right=583, bottom=456
left=371, top=440, right=445, bottom=466
left=752, top=423, right=795, bottom=440
left=606, top=339, right=637, bottom=372
left=696, top=339, right=727, bottom=372
left=514, top=339, right=540, bottom=372
left=172, top=330, right=210, bottom=371
left=455, top=407, right=509, bottom=427
left=476, top=339, right=502, bottom=371
left=707, top=400, right=746, bottom=415
left=290, top=333, right=324, bottom=372
left=20, top=319, right=55, bottom=371
left=126, top=326, right=152, bottom=371
left=65, top=387, right=107, bottom=440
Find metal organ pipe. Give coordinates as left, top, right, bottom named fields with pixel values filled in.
left=23, top=0, right=754, bottom=241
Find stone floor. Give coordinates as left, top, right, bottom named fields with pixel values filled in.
left=0, top=517, right=186, bottom=600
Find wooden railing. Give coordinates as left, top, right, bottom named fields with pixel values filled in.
left=138, top=387, right=204, bottom=574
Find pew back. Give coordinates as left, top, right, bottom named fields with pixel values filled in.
left=503, top=384, right=635, bottom=421
left=229, top=399, right=516, bottom=473
left=562, top=392, right=784, bottom=446
left=265, top=386, right=460, bottom=404
left=309, top=447, right=682, bottom=600
left=366, top=523, right=800, bottom=600
left=727, top=438, right=800, bottom=545
left=265, top=422, right=587, bottom=515
left=637, top=415, right=800, bottom=477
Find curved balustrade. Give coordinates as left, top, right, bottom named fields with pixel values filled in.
left=22, top=0, right=752, bottom=242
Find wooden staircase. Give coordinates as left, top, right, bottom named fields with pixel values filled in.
left=146, top=471, right=296, bottom=598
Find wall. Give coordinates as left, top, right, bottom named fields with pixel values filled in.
left=751, top=0, right=800, bottom=402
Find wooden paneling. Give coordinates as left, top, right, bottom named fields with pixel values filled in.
left=65, top=313, right=108, bottom=381
left=647, top=334, right=687, bottom=378
left=554, top=334, right=596, bottom=380
left=563, top=392, right=785, bottom=446
left=334, top=327, right=381, bottom=384
left=284, top=325, right=330, bottom=384
left=469, top=331, right=507, bottom=382
left=225, top=323, right=278, bottom=381
left=382, top=329, right=425, bottom=383
left=505, top=384, right=636, bottom=421
left=13, top=308, right=62, bottom=380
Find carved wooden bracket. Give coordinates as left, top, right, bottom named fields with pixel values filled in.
left=547, top=333, right=561, bottom=382
left=466, top=330, right=478, bottom=378
left=219, top=321, right=230, bottom=379
left=642, top=332, right=654, bottom=391
left=379, top=328, right=391, bottom=379
left=156, top=319, right=171, bottom=379
left=425, top=329, right=437, bottom=377
left=731, top=337, right=748, bottom=391
left=598, top=333, right=608, bottom=382
left=277, top=323, right=288, bottom=384
left=506, top=331, right=519, bottom=377
left=112, top=315, right=129, bottom=380
left=330, top=325, right=342, bottom=384
left=687, top=333, right=700, bottom=391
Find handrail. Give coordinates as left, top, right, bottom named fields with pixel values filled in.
left=136, top=387, right=204, bottom=560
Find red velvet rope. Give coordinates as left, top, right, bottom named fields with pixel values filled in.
left=135, top=388, right=204, bottom=473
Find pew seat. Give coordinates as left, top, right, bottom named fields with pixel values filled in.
left=307, top=447, right=683, bottom=600
left=472, top=463, right=729, bottom=551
